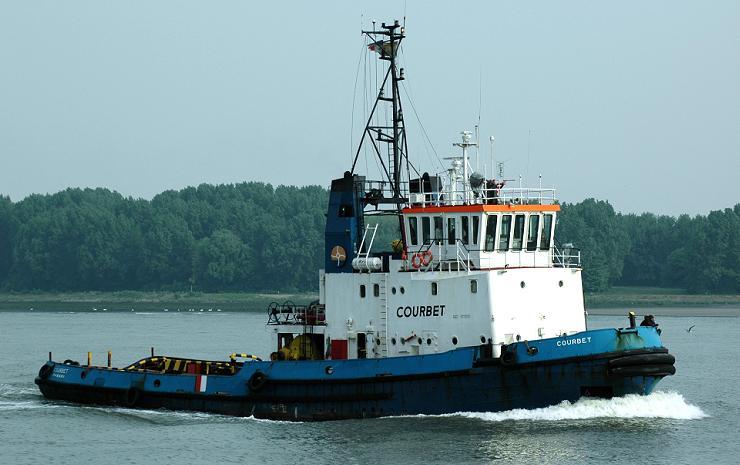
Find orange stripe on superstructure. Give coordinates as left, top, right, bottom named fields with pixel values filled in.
left=402, top=204, right=560, bottom=214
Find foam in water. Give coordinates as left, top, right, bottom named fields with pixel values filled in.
left=454, top=391, right=706, bottom=422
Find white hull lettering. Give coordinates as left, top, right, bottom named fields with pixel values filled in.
left=396, top=305, right=446, bottom=318
left=556, top=336, right=592, bottom=347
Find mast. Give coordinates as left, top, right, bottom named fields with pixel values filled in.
left=350, top=19, right=409, bottom=249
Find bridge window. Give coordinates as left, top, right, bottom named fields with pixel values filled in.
left=422, top=217, right=431, bottom=243
left=499, top=215, right=511, bottom=251
left=409, top=217, right=418, bottom=246
left=360, top=285, right=366, bottom=298
left=434, top=216, right=443, bottom=244
left=431, top=282, right=438, bottom=295
left=527, top=215, right=540, bottom=251
left=540, top=214, right=553, bottom=250
left=461, top=216, right=469, bottom=244
left=485, top=215, right=497, bottom=251
left=447, top=218, right=456, bottom=244
left=512, top=214, right=525, bottom=251
left=472, top=216, right=479, bottom=245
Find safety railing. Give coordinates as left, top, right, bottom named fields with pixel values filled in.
left=552, top=245, right=582, bottom=268
left=405, top=239, right=582, bottom=271
left=360, top=179, right=556, bottom=209
left=267, top=301, right=326, bottom=326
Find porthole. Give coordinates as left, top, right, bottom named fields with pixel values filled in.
left=452, top=336, right=458, bottom=345
left=375, top=338, right=381, bottom=345
left=325, top=366, right=334, bottom=375
left=80, top=371, right=87, bottom=379
left=520, top=281, right=526, bottom=288
left=558, top=280, right=564, bottom=287
left=426, top=338, right=432, bottom=345
left=400, top=286, right=405, bottom=294
left=417, top=337, right=423, bottom=345
left=153, top=379, right=161, bottom=388
left=480, top=335, right=486, bottom=344
left=374, top=284, right=380, bottom=296
left=470, top=280, right=478, bottom=293
left=392, top=287, right=397, bottom=295
left=391, top=337, right=397, bottom=345
left=431, top=282, right=438, bottom=295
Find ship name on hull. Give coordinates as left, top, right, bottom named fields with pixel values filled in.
left=396, top=305, right=446, bottom=318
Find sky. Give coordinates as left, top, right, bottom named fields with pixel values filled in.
left=1, top=0, right=738, bottom=216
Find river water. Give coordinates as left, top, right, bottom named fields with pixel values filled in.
left=0, top=309, right=736, bottom=465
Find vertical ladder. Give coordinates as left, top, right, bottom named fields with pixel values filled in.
left=378, top=273, right=388, bottom=357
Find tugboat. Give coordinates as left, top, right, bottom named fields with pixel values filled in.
left=35, top=20, right=675, bottom=421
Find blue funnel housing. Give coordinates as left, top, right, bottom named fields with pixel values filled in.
left=324, top=171, right=365, bottom=273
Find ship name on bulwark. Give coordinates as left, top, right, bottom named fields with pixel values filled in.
left=556, top=336, right=592, bottom=347
left=396, top=305, right=446, bottom=318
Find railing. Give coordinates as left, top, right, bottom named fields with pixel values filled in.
left=267, top=301, right=326, bottom=326
left=404, top=238, right=582, bottom=271
left=552, top=245, right=582, bottom=268
left=360, top=179, right=557, bottom=209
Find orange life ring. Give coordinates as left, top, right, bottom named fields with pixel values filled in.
left=421, top=250, right=433, bottom=266
left=411, top=253, right=423, bottom=269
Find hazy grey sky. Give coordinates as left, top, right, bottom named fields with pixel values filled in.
left=1, top=1, right=738, bottom=216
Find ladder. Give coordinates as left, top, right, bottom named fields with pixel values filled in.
left=356, top=224, right=379, bottom=260
left=378, top=273, right=388, bottom=357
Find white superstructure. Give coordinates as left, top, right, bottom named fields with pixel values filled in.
left=269, top=132, right=585, bottom=361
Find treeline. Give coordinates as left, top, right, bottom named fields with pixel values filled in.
left=0, top=186, right=738, bottom=294
left=558, top=199, right=740, bottom=293
left=0, top=184, right=326, bottom=292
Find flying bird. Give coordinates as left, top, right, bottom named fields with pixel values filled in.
left=686, top=325, right=696, bottom=333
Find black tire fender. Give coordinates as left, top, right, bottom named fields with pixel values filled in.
left=124, top=387, right=140, bottom=407
left=609, top=353, right=675, bottom=368
left=610, top=364, right=676, bottom=377
left=247, top=371, right=268, bottom=392
left=38, top=363, right=54, bottom=380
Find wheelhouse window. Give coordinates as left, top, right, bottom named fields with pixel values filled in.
left=472, top=216, right=479, bottom=245
left=434, top=216, right=443, bottom=244
left=527, top=215, right=540, bottom=251
left=511, top=214, right=525, bottom=251
left=461, top=216, right=469, bottom=245
left=540, top=214, right=553, bottom=250
left=499, top=215, right=511, bottom=251
left=421, top=217, right=431, bottom=243
left=485, top=215, right=497, bottom=252
left=409, top=217, right=418, bottom=246
left=447, top=217, right=456, bottom=245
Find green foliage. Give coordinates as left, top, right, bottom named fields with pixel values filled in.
left=558, top=199, right=630, bottom=291
left=0, top=182, right=736, bottom=295
left=558, top=201, right=740, bottom=294
left=0, top=184, right=327, bottom=293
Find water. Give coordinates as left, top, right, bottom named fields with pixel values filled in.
left=0, top=310, right=736, bottom=465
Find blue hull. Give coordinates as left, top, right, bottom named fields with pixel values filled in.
left=35, top=327, right=675, bottom=421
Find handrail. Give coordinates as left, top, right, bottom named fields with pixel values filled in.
left=359, top=178, right=557, bottom=208
left=404, top=238, right=581, bottom=270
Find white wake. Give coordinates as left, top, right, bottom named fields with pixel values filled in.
left=455, top=391, right=706, bottom=422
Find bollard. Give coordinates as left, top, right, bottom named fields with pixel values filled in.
left=107, top=351, right=112, bottom=368
left=628, top=311, right=636, bottom=329
left=87, top=351, right=92, bottom=367
left=49, top=351, right=52, bottom=362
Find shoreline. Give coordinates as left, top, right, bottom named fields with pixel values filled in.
left=0, top=289, right=738, bottom=316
